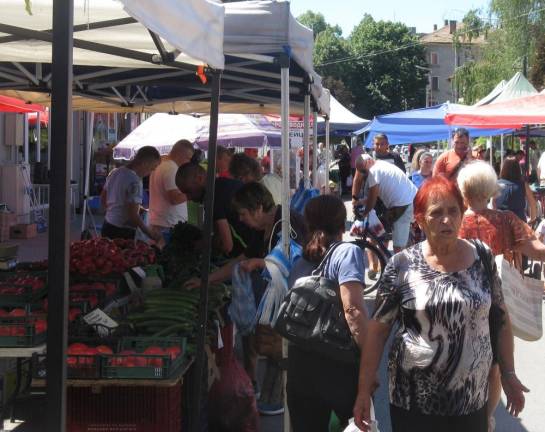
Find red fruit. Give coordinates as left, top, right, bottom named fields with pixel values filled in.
left=165, top=346, right=182, bottom=360
left=134, top=356, right=148, bottom=367
left=67, top=356, right=78, bottom=367
left=95, top=345, right=113, bottom=355
left=92, top=282, right=105, bottom=291
left=35, top=319, right=47, bottom=334
left=68, top=343, right=88, bottom=354
left=9, top=309, right=26, bottom=317
left=0, top=327, right=10, bottom=336
left=105, top=283, right=116, bottom=296
left=68, top=308, right=81, bottom=322
left=10, top=325, right=25, bottom=336
left=143, top=346, right=164, bottom=356
left=0, top=309, right=9, bottom=317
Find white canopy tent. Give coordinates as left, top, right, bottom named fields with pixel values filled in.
left=474, top=72, right=537, bottom=106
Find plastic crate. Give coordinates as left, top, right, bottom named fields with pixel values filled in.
left=0, top=314, right=46, bottom=347
left=34, top=351, right=103, bottom=379
left=67, top=383, right=182, bottom=432
left=102, top=337, right=186, bottom=380
left=0, top=272, right=48, bottom=305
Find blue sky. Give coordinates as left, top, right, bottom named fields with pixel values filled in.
left=290, top=0, right=490, bottom=36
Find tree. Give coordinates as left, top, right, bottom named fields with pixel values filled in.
left=297, top=11, right=342, bottom=38
left=454, top=2, right=545, bottom=103
left=346, top=15, right=427, bottom=117
left=530, top=35, right=545, bottom=89
left=322, top=76, right=355, bottom=110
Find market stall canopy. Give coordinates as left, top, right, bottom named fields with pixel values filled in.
left=0, top=94, right=46, bottom=114
left=0, top=0, right=323, bottom=114
left=354, top=103, right=511, bottom=147
left=195, top=114, right=281, bottom=149
left=113, top=112, right=283, bottom=159
left=323, top=95, right=369, bottom=135
left=474, top=72, right=537, bottom=106
left=445, top=93, right=545, bottom=128
left=113, top=113, right=201, bottom=160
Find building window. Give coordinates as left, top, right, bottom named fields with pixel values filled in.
left=431, top=76, right=439, bottom=91
left=430, top=52, right=438, bottom=65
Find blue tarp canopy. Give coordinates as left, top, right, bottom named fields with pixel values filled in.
left=353, top=103, right=512, bottom=147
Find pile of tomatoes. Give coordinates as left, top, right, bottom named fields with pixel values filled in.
left=0, top=275, right=45, bottom=296
left=0, top=308, right=46, bottom=337
left=66, top=342, right=182, bottom=369
left=69, top=238, right=156, bottom=276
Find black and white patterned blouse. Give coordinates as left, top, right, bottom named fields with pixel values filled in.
left=373, top=241, right=503, bottom=416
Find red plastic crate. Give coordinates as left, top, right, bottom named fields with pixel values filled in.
left=67, top=382, right=182, bottom=432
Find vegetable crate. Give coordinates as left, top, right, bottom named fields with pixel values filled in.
left=0, top=315, right=46, bottom=347
left=102, top=337, right=186, bottom=380
left=66, top=381, right=182, bottom=432
left=0, top=272, right=48, bottom=306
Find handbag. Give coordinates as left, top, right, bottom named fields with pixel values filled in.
left=495, top=255, right=543, bottom=341
left=475, top=239, right=543, bottom=342
left=273, top=242, right=359, bottom=364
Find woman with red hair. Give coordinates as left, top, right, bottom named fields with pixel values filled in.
left=353, top=175, right=527, bottom=432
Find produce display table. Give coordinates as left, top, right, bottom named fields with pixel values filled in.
left=0, top=344, right=46, bottom=422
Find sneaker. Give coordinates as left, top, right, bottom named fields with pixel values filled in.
left=258, top=402, right=284, bottom=416
left=367, top=269, right=378, bottom=280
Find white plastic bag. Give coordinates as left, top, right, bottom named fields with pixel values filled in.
left=344, top=399, right=380, bottom=432
left=349, top=209, right=385, bottom=238
left=346, top=174, right=353, bottom=187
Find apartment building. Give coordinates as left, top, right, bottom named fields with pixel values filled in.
left=420, top=20, right=485, bottom=105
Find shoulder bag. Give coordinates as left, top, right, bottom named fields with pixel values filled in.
left=474, top=239, right=543, bottom=342
left=273, top=242, right=359, bottom=364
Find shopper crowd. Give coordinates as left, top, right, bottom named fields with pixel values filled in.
left=99, top=128, right=544, bottom=431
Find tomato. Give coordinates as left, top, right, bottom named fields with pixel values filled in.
left=35, top=319, right=47, bottom=334
left=68, top=308, right=81, bottom=322
left=143, top=346, right=164, bottom=356
left=95, top=345, right=113, bottom=355
left=0, top=309, right=9, bottom=317
left=68, top=343, right=88, bottom=354
left=0, top=327, right=10, bottom=336
left=105, top=283, right=116, bottom=296
left=165, top=346, right=182, bottom=360
left=10, top=325, right=25, bottom=336
left=9, top=309, right=26, bottom=317
left=67, top=356, right=78, bottom=367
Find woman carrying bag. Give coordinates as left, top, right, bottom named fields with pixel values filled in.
left=284, top=195, right=369, bottom=431
left=353, top=176, right=527, bottom=432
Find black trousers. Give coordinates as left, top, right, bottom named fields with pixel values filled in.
left=101, top=220, right=136, bottom=240
left=390, top=404, right=488, bottom=432
left=287, top=345, right=358, bottom=432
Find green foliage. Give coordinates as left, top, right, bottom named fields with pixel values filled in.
left=346, top=15, right=427, bottom=117
left=454, top=1, right=545, bottom=103
left=297, top=11, right=342, bottom=38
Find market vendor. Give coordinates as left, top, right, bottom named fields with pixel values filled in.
left=100, top=146, right=163, bottom=243
left=148, top=139, right=195, bottom=237
left=184, top=182, right=306, bottom=415
left=175, top=162, right=254, bottom=257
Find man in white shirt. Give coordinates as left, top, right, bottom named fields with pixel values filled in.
left=354, top=154, right=417, bottom=252
left=101, top=146, right=161, bottom=242
left=149, top=139, right=195, bottom=236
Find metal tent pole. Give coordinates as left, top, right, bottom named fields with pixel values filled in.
left=46, top=0, right=73, bottom=431
left=36, top=112, right=41, bottom=163
left=303, top=91, right=310, bottom=188
left=525, top=125, right=530, bottom=178
left=81, top=112, right=94, bottom=234
left=325, top=117, right=330, bottom=194
left=500, top=134, right=504, bottom=168
left=47, top=108, right=52, bottom=170
left=312, top=111, right=318, bottom=187
left=280, top=53, right=292, bottom=432
left=23, top=114, right=29, bottom=163
left=191, top=70, right=221, bottom=432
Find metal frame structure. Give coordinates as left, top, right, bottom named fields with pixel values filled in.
left=0, top=4, right=324, bottom=432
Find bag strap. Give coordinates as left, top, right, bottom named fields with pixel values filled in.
left=473, top=239, right=493, bottom=287
left=311, top=241, right=345, bottom=277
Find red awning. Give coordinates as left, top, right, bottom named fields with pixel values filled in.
left=445, top=93, right=545, bottom=128
left=0, top=95, right=47, bottom=115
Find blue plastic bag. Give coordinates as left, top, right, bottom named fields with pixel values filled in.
left=290, top=181, right=320, bottom=215
left=256, top=239, right=303, bottom=326
left=228, top=263, right=257, bottom=336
